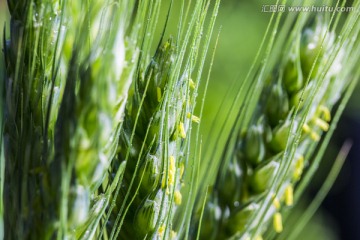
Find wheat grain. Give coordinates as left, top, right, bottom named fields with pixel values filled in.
left=106, top=38, right=194, bottom=239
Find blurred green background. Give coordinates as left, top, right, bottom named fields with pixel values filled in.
left=1, top=0, right=359, bottom=239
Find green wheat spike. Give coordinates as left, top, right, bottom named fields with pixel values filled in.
left=1, top=0, right=220, bottom=239
left=195, top=5, right=360, bottom=240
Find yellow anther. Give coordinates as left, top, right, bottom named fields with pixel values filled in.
left=293, top=169, right=302, bottom=181
left=255, top=236, right=263, bottom=240
left=319, top=105, right=331, bottom=122
left=157, top=87, right=162, bottom=102
left=293, top=155, right=304, bottom=181
left=179, top=122, right=186, bottom=139
left=161, top=156, right=176, bottom=189
left=314, top=117, right=329, bottom=131
left=158, top=224, right=166, bottom=237
left=170, top=230, right=177, bottom=239
left=272, top=195, right=281, bottom=210
left=302, top=123, right=311, bottom=133
left=168, top=156, right=176, bottom=186
left=189, top=78, right=196, bottom=89
left=187, top=112, right=200, bottom=123
left=310, top=131, right=320, bottom=141
left=180, top=163, right=185, bottom=179
left=285, top=185, right=294, bottom=206
left=273, top=212, right=283, bottom=233
left=174, top=190, right=182, bottom=205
